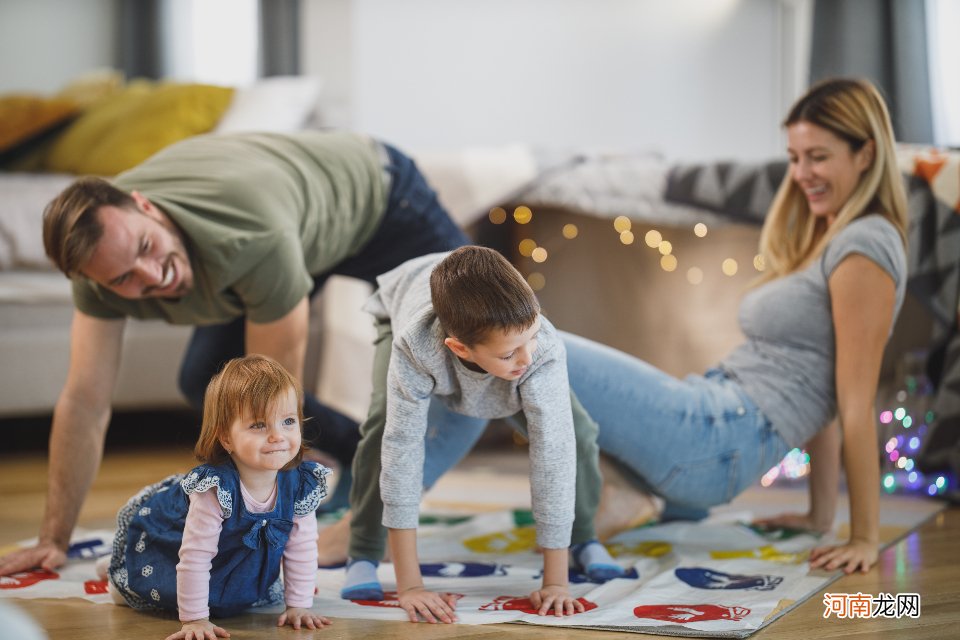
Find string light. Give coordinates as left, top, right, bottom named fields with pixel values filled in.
left=518, top=239, right=537, bottom=257
left=562, top=223, right=579, bottom=239
left=722, top=258, right=738, bottom=276
left=644, top=230, right=662, bottom=248
left=753, top=254, right=765, bottom=271
left=513, top=205, right=532, bottom=224
left=489, top=207, right=507, bottom=224
left=658, top=241, right=673, bottom=256
left=660, top=255, right=678, bottom=272
left=614, top=216, right=632, bottom=233
left=694, top=223, right=708, bottom=237
left=531, top=247, right=548, bottom=263
left=620, top=230, right=635, bottom=245
left=686, top=267, right=703, bottom=285
left=527, top=272, right=545, bottom=291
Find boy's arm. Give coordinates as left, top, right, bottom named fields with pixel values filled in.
left=388, top=528, right=458, bottom=623
left=528, top=547, right=584, bottom=617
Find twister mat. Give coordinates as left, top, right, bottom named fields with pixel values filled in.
left=0, top=488, right=945, bottom=638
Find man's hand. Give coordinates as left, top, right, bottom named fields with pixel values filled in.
left=397, top=586, right=459, bottom=623
left=529, top=584, right=585, bottom=617
left=0, top=542, right=67, bottom=577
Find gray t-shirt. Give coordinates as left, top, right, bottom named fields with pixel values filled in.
left=720, top=215, right=907, bottom=448
left=364, top=252, right=576, bottom=549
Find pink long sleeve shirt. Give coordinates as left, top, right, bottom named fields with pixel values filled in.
left=175, top=479, right=318, bottom=622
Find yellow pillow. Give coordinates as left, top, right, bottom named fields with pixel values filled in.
left=0, top=95, right=79, bottom=153
left=44, top=82, right=235, bottom=176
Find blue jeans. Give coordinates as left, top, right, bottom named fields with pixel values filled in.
left=411, top=332, right=790, bottom=516
left=178, top=142, right=470, bottom=508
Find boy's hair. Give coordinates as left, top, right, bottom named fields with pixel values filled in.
left=430, top=246, right=540, bottom=346
left=42, top=177, right=138, bottom=277
left=194, top=354, right=305, bottom=470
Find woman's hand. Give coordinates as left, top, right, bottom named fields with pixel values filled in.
left=529, top=584, right=586, bottom=617
left=753, top=512, right=831, bottom=535
left=396, top=586, right=459, bottom=623
left=277, top=607, right=332, bottom=630
left=164, top=618, right=230, bottom=640
left=809, top=538, right=879, bottom=574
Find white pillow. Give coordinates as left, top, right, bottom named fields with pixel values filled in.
left=214, top=75, right=323, bottom=133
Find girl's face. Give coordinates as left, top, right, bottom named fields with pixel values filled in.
left=219, top=387, right=301, bottom=476
left=786, top=121, right=873, bottom=224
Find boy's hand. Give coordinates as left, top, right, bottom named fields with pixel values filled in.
left=397, top=586, right=459, bottom=623
left=753, top=511, right=830, bottom=534
left=809, top=538, right=879, bottom=574
left=164, top=618, right=230, bottom=640
left=529, top=584, right=585, bottom=617
left=277, top=606, right=333, bottom=630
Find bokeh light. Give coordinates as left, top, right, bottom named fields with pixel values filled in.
left=660, top=254, right=678, bottom=272
left=686, top=267, right=703, bottom=285
left=644, top=229, right=662, bottom=248
left=694, top=223, right=708, bottom=238
left=518, top=239, right=537, bottom=257
left=658, top=240, right=673, bottom=255
left=513, top=205, right=533, bottom=224
left=614, top=216, right=632, bottom=233
left=753, top=254, right=765, bottom=271
left=489, top=207, right=507, bottom=224
left=722, top=258, right=738, bottom=276
left=531, top=247, right=548, bottom=263
left=620, top=230, right=635, bottom=245
left=562, top=223, right=579, bottom=239
left=527, top=272, right=545, bottom=291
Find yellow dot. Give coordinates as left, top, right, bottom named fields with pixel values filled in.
left=660, top=254, right=678, bottom=272
left=527, top=272, right=546, bottom=291
left=722, top=258, right=738, bottom=276
left=694, top=223, right=708, bottom=237
left=513, top=205, right=533, bottom=224
left=753, top=254, right=766, bottom=271
left=518, top=239, right=537, bottom=257
left=644, top=229, right=662, bottom=248
left=658, top=240, right=673, bottom=255
left=489, top=207, right=507, bottom=224
left=620, top=230, right=635, bottom=245
left=562, top=223, right=579, bottom=239
left=614, top=216, right=632, bottom=233
left=686, top=267, right=703, bottom=284
left=531, top=247, right=548, bottom=263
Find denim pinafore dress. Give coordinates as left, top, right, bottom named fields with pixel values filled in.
left=108, top=460, right=328, bottom=617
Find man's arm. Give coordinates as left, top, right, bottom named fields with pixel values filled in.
left=244, top=297, right=310, bottom=382
left=0, top=310, right=124, bottom=575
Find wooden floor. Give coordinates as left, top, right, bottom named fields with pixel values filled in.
left=1, top=447, right=958, bottom=639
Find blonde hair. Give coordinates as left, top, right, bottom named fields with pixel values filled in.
left=194, top=354, right=305, bottom=470
left=757, top=77, right=908, bottom=283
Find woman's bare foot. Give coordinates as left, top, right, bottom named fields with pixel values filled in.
left=316, top=511, right=352, bottom=566
left=595, top=456, right=661, bottom=542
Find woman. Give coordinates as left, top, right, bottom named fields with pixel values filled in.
left=566, top=77, right=908, bottom=574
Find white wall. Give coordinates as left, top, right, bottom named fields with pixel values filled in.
left=303, top=0, right=805, bottom=161
left=0, top=0, right=115, bottom=94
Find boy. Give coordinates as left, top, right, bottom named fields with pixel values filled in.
left=342, top=246, right=622, bottom=622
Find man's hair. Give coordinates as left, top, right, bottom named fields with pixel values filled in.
left=430, top=246, right=540, bottom=346
left=193, top=354, right=305, bottom=470
left=42, top=177, right=137, bottom=276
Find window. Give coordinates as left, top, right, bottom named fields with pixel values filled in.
left=927, top=0, right=960, bottom=146
left=162, top=0, right=258, bottom=86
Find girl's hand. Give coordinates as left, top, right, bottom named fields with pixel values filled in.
left=164, top=618, right=230, bottom=640
left=396, top=586, right=459, bottom=623
left=529, top=584, right=586, bottom=617
left=809, top=538, right=879, bottom=574
left=753, top=512, right=830, bottom=535
left=277, top=607, right=333, bottom=630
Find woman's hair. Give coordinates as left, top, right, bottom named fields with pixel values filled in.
left=194, top=354, right=305, bottom=470
left=42, top=177, right=138, bottom=277
left=430, top=245, right=540, bottom=347
left=757, top=77, right=908, bottom=283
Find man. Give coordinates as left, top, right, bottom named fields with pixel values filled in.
left=0, top=130, right=469, bottom=576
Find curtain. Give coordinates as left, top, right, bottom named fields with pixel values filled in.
left=810, top=0, right=933, bottom=144
left=259, top=0, right=301, bottom=77
left=116, top=0, right=164, bottom=80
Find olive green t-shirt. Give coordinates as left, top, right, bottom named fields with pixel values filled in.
left=72, top=130, right=388, bottom=325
